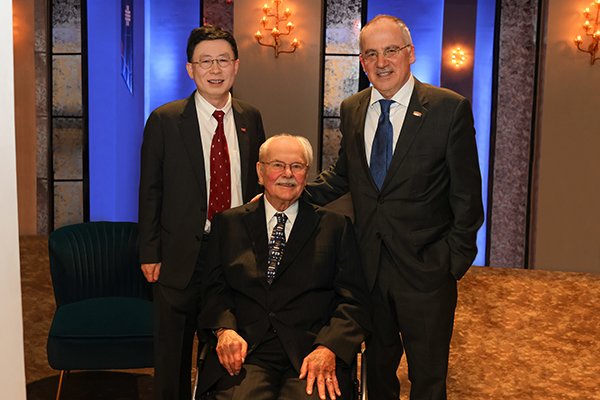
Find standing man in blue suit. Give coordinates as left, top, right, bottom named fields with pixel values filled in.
left=138, top=26, right=265, bottom=399
left=306, top=15, right=484, bottom=400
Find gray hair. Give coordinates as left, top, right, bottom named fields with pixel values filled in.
left=259, top=133, right=313, bottom=167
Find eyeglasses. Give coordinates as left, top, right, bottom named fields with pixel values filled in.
left=361, top=44, right=412, bottom=63
left=260, top=160, right=308, bottom=174
left=189, top=58, right=235, bottom=69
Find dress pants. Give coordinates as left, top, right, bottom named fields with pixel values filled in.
left=205, top=332, right=354, bottom=400
left=153, top=243, right=207, bottom=400
left=365, top=247, right=457, bottom=400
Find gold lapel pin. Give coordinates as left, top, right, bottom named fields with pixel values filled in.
left=412, top=111, right=422, bottom=117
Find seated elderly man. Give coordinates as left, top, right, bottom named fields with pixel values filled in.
left=196, top=134, right=370, bottom=400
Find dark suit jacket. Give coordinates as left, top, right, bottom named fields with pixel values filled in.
left=307, top=80, right=484, bottom=292
left=138, top=92, right=265, bottom=289
left=196, top=198, right=370, bottom=394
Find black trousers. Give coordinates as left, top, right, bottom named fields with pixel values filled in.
left=204, top=333, right=355, bottom=400
left=365, top=247, right=457, bottom=400
left=153, top=244, right=207, bottom=400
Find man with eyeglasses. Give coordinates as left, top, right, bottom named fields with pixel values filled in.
left=195, top=134, right=370, bottom=400
left=138, top=25, right=265, bottom=399
left=306, top=15, right=483, bottom=400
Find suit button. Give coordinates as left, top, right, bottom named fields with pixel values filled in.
left=376, top=232, right=382, bottom=239
left=378, top=197, right=384, bottom=204
left=268, top=312, right=275, bottom=317
left=272, top=328, right=277, bottom=333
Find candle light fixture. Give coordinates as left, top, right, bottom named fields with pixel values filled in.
left=254, top=0, right=299, bottom=58
left=450, top=47, right=467, bottom=69
left=573, top=0, right=600, bottom=65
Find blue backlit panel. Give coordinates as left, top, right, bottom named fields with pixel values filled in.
left=144, top=0, right=200, bottom=119
left=88, top=0, right=145, bottom=222
left=367, top=1, right=444, bottom=85
left=88, top=0, right=200, bottom=222
left=472, top=0, right=496, bottom=265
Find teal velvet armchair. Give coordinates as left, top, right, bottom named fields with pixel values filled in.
left=47, top=221, right=153, bottom=399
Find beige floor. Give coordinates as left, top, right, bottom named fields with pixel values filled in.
left=20, top=236, right=600, bottom=399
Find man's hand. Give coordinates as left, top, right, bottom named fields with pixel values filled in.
left=215, top=329, right=248, bottom=376
left=141, top=263, right=161, bottom=282
left=299, top=345, right=340, bottom=400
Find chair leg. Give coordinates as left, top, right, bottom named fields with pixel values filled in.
left=360, top=351, right=367, bottom=400
left=55, top=370, right=68, bottom=400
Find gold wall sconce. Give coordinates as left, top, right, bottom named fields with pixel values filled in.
left=254, top=0, right=299, bottom=57
left=450, top=47, right=467, bottom=69
left=573, top=0, right=600, bottom=65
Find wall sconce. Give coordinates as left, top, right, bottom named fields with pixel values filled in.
left=450, top=47, right=467, bottom=69
left=573, top=0, right=600, bottom=65
left=254, top=0, right=299, bottom=58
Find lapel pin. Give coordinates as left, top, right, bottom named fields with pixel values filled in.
left=412, top=111, right=422, bottom=117
left=241, top=127, right=247, bottom=133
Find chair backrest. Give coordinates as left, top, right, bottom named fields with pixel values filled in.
left=49, top=221, right=151, bottom=307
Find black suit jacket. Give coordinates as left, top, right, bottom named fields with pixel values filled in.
left=138, top=92, right=265, bottom=289
left=196, top=198, right=370, bottom=393
left=307, top=80, right=484, bottom=292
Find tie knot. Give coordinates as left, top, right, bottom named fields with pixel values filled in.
left=213, top=110, right=225, bottom=122
left=379, top=99, right=393, bottom=116
left=275, top=212, right=287, bottom=224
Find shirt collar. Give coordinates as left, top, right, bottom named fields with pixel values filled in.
left=264, top=197, right=299, bottom=225
left=194, top=91, right=233, bottom=121
left=369, top=74, right=415, bottom=108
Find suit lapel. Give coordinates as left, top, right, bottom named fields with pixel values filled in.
left=273, top=200, right=319, bottom=282
left=242, top=199, right=269, bottom=281
left=352, top=89, right=374, bottom=186
left=179, top=92, right=207, bottom=194
left=383, top=79, right=428, bottom=190
left=232, top=99, right=251, bottom=200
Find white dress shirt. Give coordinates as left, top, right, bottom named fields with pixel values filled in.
left=194, top=91, right=243, bottom=232
left=364, top=74, right=415, bottom=166
left=264, top=198, right=299, bottom=242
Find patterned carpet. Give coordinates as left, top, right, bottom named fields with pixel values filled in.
left=20, top=236, right=600, bottom=399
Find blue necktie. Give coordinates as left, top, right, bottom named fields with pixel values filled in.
left=370, top=99, right=394, bottom=189
left=266, top=213, right=287, bottom=284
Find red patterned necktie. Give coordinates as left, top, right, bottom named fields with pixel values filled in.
left=207, top=110, right=231, bottom=221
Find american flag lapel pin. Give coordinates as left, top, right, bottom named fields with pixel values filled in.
left=412, top=111, right=422, bottom=117
left=241, top=127, right=247, bottom=133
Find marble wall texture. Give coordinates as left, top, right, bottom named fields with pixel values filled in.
left=321, top=0, right=362, bottom=170
left=488, top=0, right=539, bottom=267
left=35, top=0, right=49, bottom=234
left=203, top=0, right=234, bottom=33
left=50, top=0, right=84, bottom=229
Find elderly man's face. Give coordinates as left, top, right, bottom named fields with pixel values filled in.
left=257, top=137, right=309, bottom=211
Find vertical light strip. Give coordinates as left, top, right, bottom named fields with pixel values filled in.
left=472, top=0, right=496, bottom=265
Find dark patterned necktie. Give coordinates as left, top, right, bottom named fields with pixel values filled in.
left=370, top=99, right=394, bottom=189
left=266, top=212, right=287, bottom=284
left=207, top=110, right=231, bottom=221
